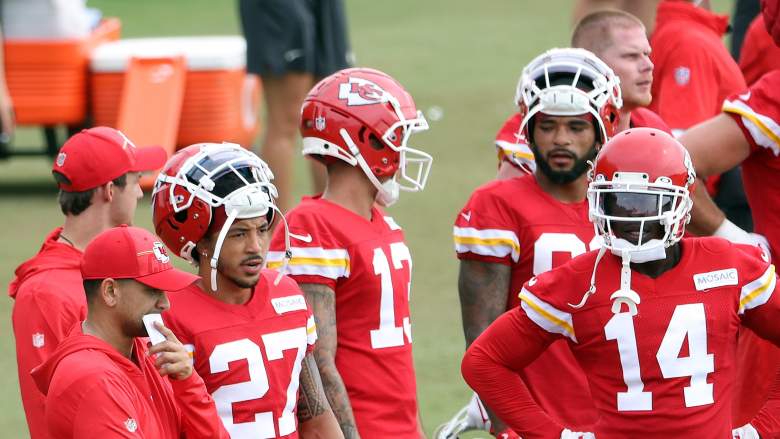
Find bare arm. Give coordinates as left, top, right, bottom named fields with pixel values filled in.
left=300, top=283, right=360, bottom=439
left=679, top=114, right=752, bottom=235
left=458, top=259, right=511, bottom=347
left=297, top=353, right=344, bottom=439
left=458, top=259, right=512, bottom=433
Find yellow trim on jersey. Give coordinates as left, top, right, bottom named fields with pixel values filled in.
left=287, top=257, right=349, bottom=268
left=723, top=102, right=780, bottom=150
left=453, top=236, right=521, bottom=254
left=519, top=290, right=577, bottom=342
left=739, top=265, right=776, bottom=314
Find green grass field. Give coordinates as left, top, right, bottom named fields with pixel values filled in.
left=0, top=0, right=733, bottom=436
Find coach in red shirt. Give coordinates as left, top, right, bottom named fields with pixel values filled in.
left=32, top=225, right=228, bottom=438
left=8, top=127, right=166, bottom=439
left=739, top=14, right=780, bottom=85
left=649, top=0, right=747, bottom=136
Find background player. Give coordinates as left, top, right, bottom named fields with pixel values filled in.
left=267, top=67, right=432, bottom=438
left=496, top=10, right=668, bottom=181
left=463, top=128, right=780, bottom=438
left=9, top=127, right=166, bottom=439
left=442, top=48, right=622, bottom=438
left=152, top=143, right=343, bottom=438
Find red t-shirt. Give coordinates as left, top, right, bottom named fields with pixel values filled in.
left=268, top=196, right=420, bottom=438
left=8, top=227, right=87, bottom=439
left=453, top=173, right=598, bottom=429
left=739, top=15, right=780, bottom=86
left=463, top=238, right=780, bottom=438
left=650, top=0, right=747, bottom=132
left=629, top=107, right=672, bottom=133
left=494, top=113, right=535, bottom=173
left=163, top=271, right=317, bottom=438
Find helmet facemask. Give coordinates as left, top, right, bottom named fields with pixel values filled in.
left=153, top=143, right=292, bottom=291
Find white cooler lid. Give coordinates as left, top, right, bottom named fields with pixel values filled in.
left=91, top=36, right=246, bottom=72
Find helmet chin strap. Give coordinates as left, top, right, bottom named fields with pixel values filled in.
left=340, top=128, right=400, bottom=207
left=610, top=250, right=642, bottom=316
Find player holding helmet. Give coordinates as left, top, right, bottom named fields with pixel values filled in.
left=463, top=128, right=780, bottom=438
left=151, top=143, right=343, bottom=438
left=267, top=67, right=432, bottom=438
left=441, top=48, right=621, bottom=438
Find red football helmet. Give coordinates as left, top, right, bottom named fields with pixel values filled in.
left=300, top=67, right=432, bottom=206
left=588, top=128, right=696, bottom=254
left=515, top=48, right=622, bottom=150
left=152, top=143, right=288, bottom=290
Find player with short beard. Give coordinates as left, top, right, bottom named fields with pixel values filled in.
left=152, top=143, right=343, bottom=438
left=442, top=48, right=621, bottom=439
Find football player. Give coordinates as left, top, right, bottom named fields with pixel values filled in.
left=679, top=0, right=780, bottom=430
left=152, top=143, right=343, bottom=438
left=496, top=9, right=669, bottom=181
left=266, top=68, right=432, bottom=438
left=442, top=48, right=621, bottom=438
left=463, top=128, right=780, bottom=438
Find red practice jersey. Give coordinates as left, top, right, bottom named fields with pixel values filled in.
left=453, top=173, right=598, bottom=429
left=739, top=15, right=780, bottom=86
left=650, top=0, right=747, bottom=133
left=723, top=70, right=780, bottom=424
left=162, top=271, right=317, bottom=438
left=465, top=238, right=780, bottom=438
left=267, top=196, right=420, bottom=438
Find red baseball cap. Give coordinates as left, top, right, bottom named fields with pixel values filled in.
left=81, top=225, right=198, bottom=291
left=53, top=127, right=167, bottom=192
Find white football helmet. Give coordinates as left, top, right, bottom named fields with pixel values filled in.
left=515, top=47, right=622, bottom=152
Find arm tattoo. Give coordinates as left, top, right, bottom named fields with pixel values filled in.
left=300, top=283, right=361, bottom=439
left=458, top=259, right=512, bottom=347
left=296, top=354, right=328, bottom=422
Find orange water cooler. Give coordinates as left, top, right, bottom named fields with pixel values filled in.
left=90, top=36, right=260, bottom=149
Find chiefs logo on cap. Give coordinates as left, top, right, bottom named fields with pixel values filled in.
left=338, top=77, right=392, bottom=106
left=152, top=242, right=170, bottom=264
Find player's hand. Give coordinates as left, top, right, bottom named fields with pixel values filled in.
left=732, top=423, right=760, bottom=439
left=714, top=219, right=772, bottom=261
left=560, top=428, right=595, bottom=439
left=147, top=321, right=193, bottom=381
left=492, top=427, right=520, bottom=439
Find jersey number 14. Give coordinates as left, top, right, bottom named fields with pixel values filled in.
left=605, top=303, right=715, bottom=411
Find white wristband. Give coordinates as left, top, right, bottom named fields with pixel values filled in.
left=713, top=219, right=753, bottom=245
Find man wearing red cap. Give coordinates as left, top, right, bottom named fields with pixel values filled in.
left=680, top=1, right=780, bottom=433
left=8, top=126, right=166, bottom=439
left=31, top=225, right=228, bottom=438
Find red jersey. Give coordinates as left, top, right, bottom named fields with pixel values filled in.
left=267, top=196, right=420, bottom=438
left=723, top=71, right=780, bottom=424
left=739, top=15, right=780, bottom=86
left=464, top=238, right=780, bottom=438
left=630, top=107, right=672, bottom=134
left=8, top=227, right=87, bottom=439
left=494, top=113, right=535, bottom=173
left=31, top=326, right=227, bottom=438
left=453, top=174, right=598, bottom=429
left=162, top=271, right=317, bottom=438
left=650, top=0, right=747, bottom=133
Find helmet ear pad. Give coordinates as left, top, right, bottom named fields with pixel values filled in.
left=153, top=184, right=213, bottom=261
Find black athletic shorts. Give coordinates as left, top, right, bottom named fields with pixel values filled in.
left=239, top=0, right=352, bottom=78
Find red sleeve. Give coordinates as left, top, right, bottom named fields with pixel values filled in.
left=736, top=243, right=780, bottom=343
left=169, top=371, right=230, bottom=439
left=653, top=45, right=721, bottom=130
left=268, top=211, right=347, bottom=290
left=461, top=308, right=563, bottom=439
left=453, top=183, right=519, bottom=266
left=13, top=283, right=85, bottom=438
left=751, top=366, right=780, bottom=438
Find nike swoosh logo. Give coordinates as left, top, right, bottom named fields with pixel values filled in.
left=289, top=232, right=312, bottom=243
left=528, top=277, right=537, bottom=286
left=739, top=91, right=751, bottom=101
left=460, top=211, right=471, bottom=222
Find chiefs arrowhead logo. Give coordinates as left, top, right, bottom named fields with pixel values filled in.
left=338, top=77, right=392, bottom=106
